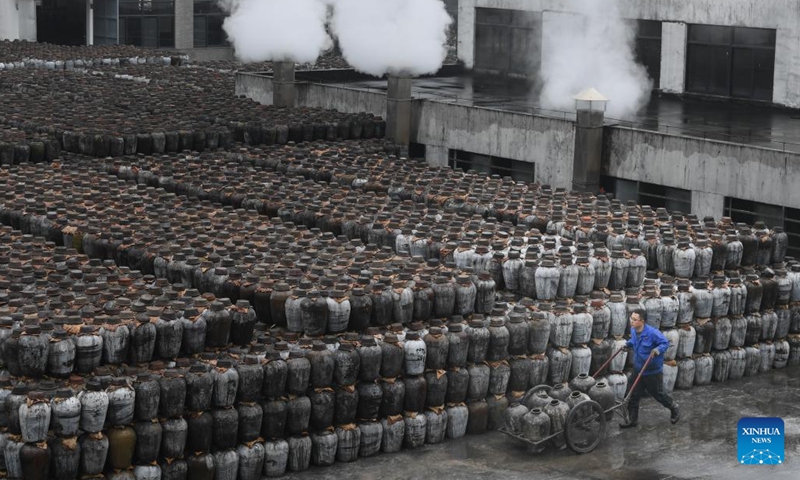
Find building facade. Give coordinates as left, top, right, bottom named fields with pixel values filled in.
left=0, top=0, right=234, bottom=61
left=458, top=0, right=800, bottom=108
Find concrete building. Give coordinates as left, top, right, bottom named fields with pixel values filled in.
left=236, top=0, right=800, bottom=254
left=454, top=0, right=800, bottom=250
left=459, top=0, right=798, bottom=107
left=0, top=0, right=234, bottom=61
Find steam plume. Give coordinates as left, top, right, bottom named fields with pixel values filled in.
left=222, top=0, right=332, bottom=64
left=329, top=0, right=452, bottom=77
left=538, top=1, right=651, bottom=117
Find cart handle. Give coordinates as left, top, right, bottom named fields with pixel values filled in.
left=592, top=347, right=626, bottom=377
left=623, top=351, right=655, bottom=403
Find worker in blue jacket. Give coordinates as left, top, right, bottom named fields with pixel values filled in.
left=619, top=308, right=681, bottom=428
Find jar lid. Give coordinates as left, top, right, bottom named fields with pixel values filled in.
left=85, top=380, right=102, bottom=391
left=55, top=388, right=74, bottom=398
left=238, top=353, right=257, bottom=365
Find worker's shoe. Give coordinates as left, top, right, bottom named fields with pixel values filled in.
left=619, top=420, right=638, bottom=429
left=670, top=403, right=681, bottom=425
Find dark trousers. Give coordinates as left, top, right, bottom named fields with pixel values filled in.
left=627, top=372, right=675, bottom=420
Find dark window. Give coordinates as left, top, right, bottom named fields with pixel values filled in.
left=785, top=207, right=800, bottom=259
left=448, top=149, right=535, bottom=183
left=689, top=24, right=730, bottom=44
left=119, top=0, right=174, bottom=48
left=476, top=8, right=511, bottom=25
left=725, top=197, right=800, bottom=258
left=638, top=181, right=692, bottom=214
left=408, top=143, right=427, bottom=159
left=633, top=20, right=662, bottom=89
left=686, top=25, right=775, bottom=101
left=474, top=8, right=541, bottom=77
left=601, top=176, right=691, bottom=214
left=475, top=21, right=510, bottom=72
left=194, top=0, right=228, bottom=48
left=733, top=27, right=775, bottom=47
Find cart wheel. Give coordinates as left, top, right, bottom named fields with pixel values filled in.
left=565, top=400, right=606, bottom=454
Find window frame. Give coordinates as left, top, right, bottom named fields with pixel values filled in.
left=685, top=24, right=776, bottom=101
left=118, top=0, right=175, bottom=48
left=193, top=0, right=229, bottom=48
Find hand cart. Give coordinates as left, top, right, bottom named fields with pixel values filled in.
left=499, top=348, right=654, bottom=454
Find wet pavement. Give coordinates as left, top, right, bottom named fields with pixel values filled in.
left=334, top=74, right=800, bottom=153
left=283, top=367, right=800, bottom=480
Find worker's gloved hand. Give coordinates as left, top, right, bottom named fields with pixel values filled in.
left=651, top=348, right=660, bottom=357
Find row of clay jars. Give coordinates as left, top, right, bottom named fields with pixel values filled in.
left=70, top=144, right=789, bottom=275
left=7, top=339, right=797, bottom=479
left=52, top=136, right=790, bottom=277
left=0, top=155, right=760, bottom=274
left=0, top=137, right=61, bottom=165
left=1, top=161, right=788, bottom=314
left=0, top=68, right=385, bottom=156
left=3, top=164, right=796, bottom=342
left=1, top=229, right=791, bottom=342
left=1, top=167, right=792, bottom=332
left=4, top=236, right=797, bottom=384
left=0, top=39, right=184, bottom=63
left=59, top=149, right=778, bottom=281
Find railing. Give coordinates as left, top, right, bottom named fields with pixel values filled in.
left=248, top=70, right=800, bottom=153
left=605, top=117, right=800, bottom=153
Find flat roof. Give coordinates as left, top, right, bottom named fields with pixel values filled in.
left=330, top=74, right=800, bottom=153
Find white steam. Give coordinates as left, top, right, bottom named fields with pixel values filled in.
left=222, top=0, right=332, bottom=64
left=329, top=0, right=452, bottom=77
left=538, top=1, right=651, bottom=118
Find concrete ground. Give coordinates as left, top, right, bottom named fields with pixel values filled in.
left=283, top=367, right=800, bottom=480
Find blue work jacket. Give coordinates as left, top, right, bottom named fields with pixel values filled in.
left=626, top=324, right=671, bottom=376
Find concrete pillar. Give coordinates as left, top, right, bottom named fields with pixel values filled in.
left=386, top=75, right=412, bottom=146
left=660, top=22, right=687, bottom=94
left=572, top=109, right=604, bottom=193
left=174, top=0, right=194, bottom=49
left=425, top=145, right=449, bottom=168
left=1, top=0, right=22, bottom=41
left=773, top=27, right=793, bottom=106
left=85, top=0, right=93, bottom=46
left=457, top=0, right=475, bottom=68
left=691, top=190, right=725, bottom=221
left=273, top=61, right=296, bottom=108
